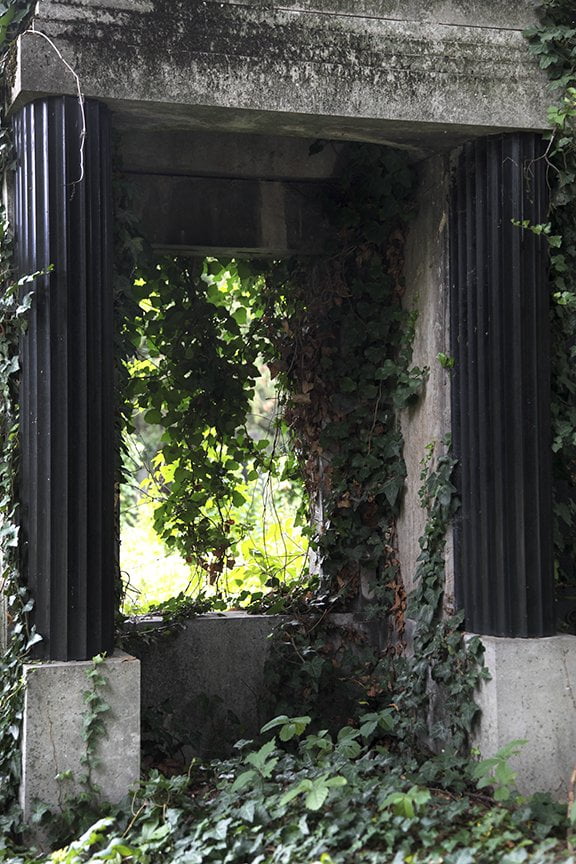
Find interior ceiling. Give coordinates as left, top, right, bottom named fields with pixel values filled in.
left=110, top=98, right=496, bottom=180
left=109, top=95, right=485, bottom=257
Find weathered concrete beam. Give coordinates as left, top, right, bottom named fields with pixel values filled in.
left=129, top=174, right=334, bottom=256
left=211, top=1, right=542, bottom=31
left=119, top=130, right=344, bottom=180
left=11, top=1, right=549, bottom=150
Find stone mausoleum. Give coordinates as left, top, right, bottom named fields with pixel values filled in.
left=4, top=0, right=576, bottom=813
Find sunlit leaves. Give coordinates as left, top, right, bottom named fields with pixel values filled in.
left=120, top=256, right=311, bottom=606
left=123, top=257, right=267, bottom=567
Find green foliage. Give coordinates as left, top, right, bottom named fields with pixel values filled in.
left=0, top=0, right=34, bottom=59
left=81, top=655, right=111, bottom=792
left=120, top=497, right=197, bottom=613
left=0, top=254, right=45, bottom=828
left=472, top=740, right=527, bottom=803
left=0, top=0, right=47, bottom=830
left=119, top=255, right=312, bottom=608
left=393, top=443, right=489, bottom=755
left=437, top=352, right=455, bottom=370
left=260, top=714, right=312, bottom=741
left=120, top=490, right=309, bottom=615
left=525, top=2, right=576, bottom=588
left=8, top=717, right=571, bottom=864
left=123, top=257, right=265, bottom=566
left=265, top=442, right=487, bottom=759
left=257, top=143, right=424, bottom=605
left=525, top=2, right=576, bottom=91
left=47, top=818, right=135, bottom=863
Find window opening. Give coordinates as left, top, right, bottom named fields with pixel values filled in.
left=119, top=256, right=312, bottom=615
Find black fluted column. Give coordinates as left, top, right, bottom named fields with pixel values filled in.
left=13, top=96, right=115, bottom=660
left=450, top=133, right=554, bottom=637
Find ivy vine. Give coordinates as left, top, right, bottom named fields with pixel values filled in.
left=394, top=443, right=488, bottom=756
left=257, top=144, right=424, bottom=606
left=525, top=1, right=576, bottom=588
left=0, top=0, right=46, bottom=832
left=265, top=442, right=487, bottom=759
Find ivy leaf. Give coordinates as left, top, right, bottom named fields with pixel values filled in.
left=25, top=632, right=43, bottom=650
left=237, top=800, right=256, bottom=822
left=305, top=783, right=329, bottom=811
left=230, top=769, right=257, bottom=792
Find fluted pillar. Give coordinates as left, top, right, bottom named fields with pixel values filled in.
left=450, top=133, right=554, bottom=637
left=13, top=96, right=115, bottom=660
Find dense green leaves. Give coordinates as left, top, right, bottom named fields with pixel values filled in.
left=256, top=144, right=423, bottom=606
left=11, top=717, right=572, bottom=864
left=121, top=257, right=284, bottom=582
left=0, top=0, right=33, bottom=60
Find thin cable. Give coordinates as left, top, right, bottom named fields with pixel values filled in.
left=23, top=27, right=86, bottom=188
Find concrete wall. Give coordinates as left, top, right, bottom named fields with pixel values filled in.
left=397, top=154, right=453, bottom=601
left=13, top=1, right=548, bottom=151
left=124, top=131, right=345, bottom=256
left=132, top=611, right=378, bottom=757
left=133, top=613, right=284, bottom=757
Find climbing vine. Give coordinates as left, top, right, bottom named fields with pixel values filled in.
left=257, top=144, right=424, bottom=605
left=394, top=443, right=488, bottom=755
left=0, top=0, right=46, bottom=831
left=264, top=442, right=487, bottom=759
left=525, top=1, right=576, bottom=588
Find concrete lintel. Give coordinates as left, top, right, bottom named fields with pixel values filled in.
left=20, top=651, right=140, bottom=822
left=470, top=633, right=576, bottom=800
left=11, top=0, right=549, bottom=146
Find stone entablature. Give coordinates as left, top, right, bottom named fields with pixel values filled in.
left=12, top=1, right=548, bottom=148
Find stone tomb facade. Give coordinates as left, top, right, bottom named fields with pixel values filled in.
left=6, top=0, right=576, bottom=809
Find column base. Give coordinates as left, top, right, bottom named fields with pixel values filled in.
left=470, top=633, right=576, bottom=800
left=20, top=651, right=140, bottom=822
